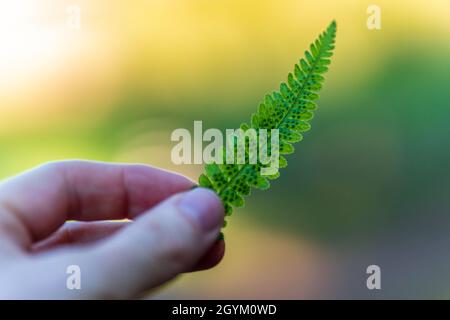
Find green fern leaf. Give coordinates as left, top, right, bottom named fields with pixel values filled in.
left=199, top=21, right=337, bottom=232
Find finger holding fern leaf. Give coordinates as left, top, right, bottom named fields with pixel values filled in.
left=198, top=21, right=337, bottom=236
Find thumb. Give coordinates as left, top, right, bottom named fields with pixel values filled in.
left=83, top=187, right=224, bottom=298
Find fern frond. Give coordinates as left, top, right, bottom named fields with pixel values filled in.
left=199, top=21, right=337, bottom=229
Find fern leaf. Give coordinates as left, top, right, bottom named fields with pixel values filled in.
left=199, top=21, right=337, bottom=230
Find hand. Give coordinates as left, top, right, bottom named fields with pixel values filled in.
left=0, top=160, right=225, bottom=299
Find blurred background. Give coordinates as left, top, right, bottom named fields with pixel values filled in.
left=1, top=0, right=449, bottom=299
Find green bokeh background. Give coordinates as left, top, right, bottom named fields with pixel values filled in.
left=1, top=0, right=449, bottom=298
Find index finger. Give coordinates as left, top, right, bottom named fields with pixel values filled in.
left=0, top=160, right=194, bottom=247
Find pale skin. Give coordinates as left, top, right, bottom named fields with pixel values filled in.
left=0, top=160, right=225, bottom=299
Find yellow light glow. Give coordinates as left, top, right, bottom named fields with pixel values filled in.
left=0, top=1, right=65, bottom=91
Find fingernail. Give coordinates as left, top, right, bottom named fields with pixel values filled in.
left=178, top=188, right=224, bottom=231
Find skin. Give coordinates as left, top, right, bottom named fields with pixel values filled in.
left=0, top=160, right=225, bottom=299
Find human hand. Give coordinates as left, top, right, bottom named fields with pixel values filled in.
left=0, top=161, right=225, bottom=299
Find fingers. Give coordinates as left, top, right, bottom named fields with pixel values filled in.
left=0, top=160, right=194, bottom=247
left=75, top=188, right=224, bottom=299
left=32, top=221, right=131, bottom=252
left=190, top=240, right=225, bottom=271
left=32, top=220, right=225, bottom=272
